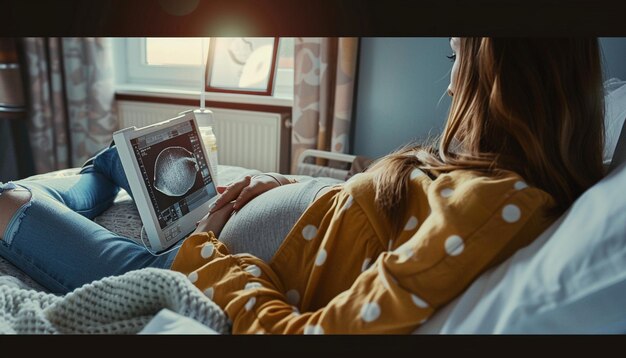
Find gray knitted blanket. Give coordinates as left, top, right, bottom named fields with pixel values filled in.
left=0, top=268, right=231, bottom=334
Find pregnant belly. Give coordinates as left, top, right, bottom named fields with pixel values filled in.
left=218, top=178, right=341, bottom=262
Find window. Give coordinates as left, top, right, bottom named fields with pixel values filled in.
left=145, top=37, right=207, bottom=66
left=113, top=37, right=294, bottom=101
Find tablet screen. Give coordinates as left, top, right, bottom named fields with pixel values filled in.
left=130, top=119, right=217, bottom=229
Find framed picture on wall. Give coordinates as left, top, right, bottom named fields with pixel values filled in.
left=205, top=37, right=279, bottom=96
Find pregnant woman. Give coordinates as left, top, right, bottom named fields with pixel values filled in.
left=0, top=38, right=606, bottom=334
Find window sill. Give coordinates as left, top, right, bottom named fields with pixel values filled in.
left=115, top=84, right=294, bottom=108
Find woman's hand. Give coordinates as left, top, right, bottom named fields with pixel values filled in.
left=193, top=199, right=236, bottom=237
left=210, top=173, right=293, bottom=214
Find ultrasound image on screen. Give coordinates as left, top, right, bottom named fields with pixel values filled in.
left=153, top=146, right=200, bottom=197
left=131, top=120, right=217, bottom=229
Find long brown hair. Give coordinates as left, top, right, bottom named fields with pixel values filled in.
left=370, top=38, right=606, bottom=236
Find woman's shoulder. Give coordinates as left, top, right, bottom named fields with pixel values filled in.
left=342, top=166, right=526, bottom=192
left=430, top=169, right=555, bottom=209
left=341, top=167, right=553, bottom=206
left=437, top=168, right=526, bottom=187
left=341, top=171, right=377, bottom=200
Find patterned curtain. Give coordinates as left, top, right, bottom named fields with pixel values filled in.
left=21, top=38, right=117, bottom=174
left=291, top=37, right=359, bottom=173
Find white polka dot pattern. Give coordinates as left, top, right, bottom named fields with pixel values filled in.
left=411, top=294, right=429, bottom=308
left=245, top=265, right=262, bottom=277
left=361, top=258, right=372, bottom=272
left=315, top=249, right=327, bottom=266
left=302, top=225, right=318, bottom=241
left=245, top=282, right=263, bottom=291
left=410, top=168, right=424, bottom=180
left=514, top=181, right=528, bottom=190
left=304, top=325, right=324, bottom=335
left=200, top=243, right=215, bottom=259
left=502, top=204, right=521, bottom=223
left=286, top=289, right=300, bottom=305
left=204, top=287, right=214, bottom=300
left=187, top=272, right=198, bottom=283
left=360, top=302, right=381, bottom=322
left=444, top=235, right=464, bottom=256
left=245, top=297, right=256, bottom=311
left=440, top=188, right=454, bottom=198
left=404, top=216, right=418, bottom=231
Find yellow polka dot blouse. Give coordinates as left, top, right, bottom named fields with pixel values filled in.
left=171, top=168, right=555, bottom=334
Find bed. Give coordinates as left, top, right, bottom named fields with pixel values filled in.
left=0, top=148, right=358, bottom=291
left=2, top=79, right=626, bottom=334
left=0, top=150, right=357, bottom=334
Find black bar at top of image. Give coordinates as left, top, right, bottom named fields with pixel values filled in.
left=0, top=0, right=626, bottom=37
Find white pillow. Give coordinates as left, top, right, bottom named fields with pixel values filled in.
left=415, top=161, right=626, bottom=334
left=604, top=78, right=626, bottom=164
left=139, top=309, right=220, bottom=334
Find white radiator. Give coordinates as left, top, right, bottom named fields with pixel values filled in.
left=117, top=101, right=282, bottom=173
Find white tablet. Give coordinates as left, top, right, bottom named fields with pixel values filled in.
left=113, top=111, right=219, bottom=252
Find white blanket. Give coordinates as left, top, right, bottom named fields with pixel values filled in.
left=0, top=268, right=230, bottom=334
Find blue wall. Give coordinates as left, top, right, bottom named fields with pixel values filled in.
left=352, top=38, right=452, bottom=159
left=353, top=37, right=626, bottom=159
left=601, top=38, right=626, bottom=81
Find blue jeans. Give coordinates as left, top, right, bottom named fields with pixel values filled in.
left=0, top=146, right=178, bottom=294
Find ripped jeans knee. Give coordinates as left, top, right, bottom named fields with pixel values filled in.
left=0, top=182, right=33, bottom=245
left=0, top=180, right=176, bottom=294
